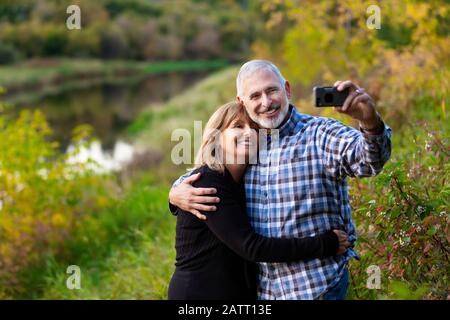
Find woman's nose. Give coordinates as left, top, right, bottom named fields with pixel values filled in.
left=242, top=126, right=256, bottom=140
left=242, top=125, right=252, bottom=135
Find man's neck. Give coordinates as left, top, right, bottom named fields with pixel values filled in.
left=267, top=104, right=292, bottom=134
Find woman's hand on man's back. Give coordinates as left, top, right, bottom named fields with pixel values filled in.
left=332, top=230, right=351, bottom=255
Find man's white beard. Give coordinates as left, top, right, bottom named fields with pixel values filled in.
left=252, top=102, right=289, bottom=129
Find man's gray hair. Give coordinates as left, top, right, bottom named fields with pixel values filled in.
left=236, top=60, right=286, bottom=97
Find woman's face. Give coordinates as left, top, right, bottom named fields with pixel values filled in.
left=221, top=116, right=258, bottom=165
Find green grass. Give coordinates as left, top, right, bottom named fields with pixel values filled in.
left=16, top=172, right=175, bottom=299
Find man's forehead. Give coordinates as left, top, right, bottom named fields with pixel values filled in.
left=241, top=69, right=281, bottom=94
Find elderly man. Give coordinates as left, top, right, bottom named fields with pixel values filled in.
left=169, top=60, right=392, bottom=300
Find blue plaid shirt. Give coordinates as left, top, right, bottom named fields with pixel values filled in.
left=244, top=105, right=391, bottom=299
left=171, top=105, right=392, bottom=300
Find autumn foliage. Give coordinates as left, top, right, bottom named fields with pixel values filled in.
left=0, top=109, right=113, bottom=297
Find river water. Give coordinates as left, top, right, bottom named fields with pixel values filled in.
left=5, top=71, right=209, bottom=171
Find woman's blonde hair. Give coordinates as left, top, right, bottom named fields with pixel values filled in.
left=192, top=101, right=254, bottom=173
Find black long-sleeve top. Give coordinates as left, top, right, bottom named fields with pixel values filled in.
left=168, top=165, right=339, bottom=300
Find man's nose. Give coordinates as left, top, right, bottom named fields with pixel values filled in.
left=261, top=93, right=271, bottom=108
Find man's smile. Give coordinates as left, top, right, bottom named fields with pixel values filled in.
left=259, top=105, right=281, bottom=118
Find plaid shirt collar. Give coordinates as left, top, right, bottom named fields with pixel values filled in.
left=277, top=104, right=299, bottom=138
left=264, top=104, right=300, bottom=142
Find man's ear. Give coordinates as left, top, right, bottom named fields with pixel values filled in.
left=284, top=81, right=292, bottom=99
left=236, top=96, right=243, bottom=104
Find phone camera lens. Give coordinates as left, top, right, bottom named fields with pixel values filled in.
left=324, top=93, right=333, bottom=103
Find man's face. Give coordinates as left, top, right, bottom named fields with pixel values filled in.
left=237, top=69, right=291, bottom=129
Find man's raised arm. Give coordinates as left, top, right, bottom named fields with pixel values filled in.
left=318, top=80, right=392, bottom=179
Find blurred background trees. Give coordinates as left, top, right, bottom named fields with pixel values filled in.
left=0, top=0, right=261, bottom=63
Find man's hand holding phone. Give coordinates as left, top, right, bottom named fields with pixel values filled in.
left=314, top=80, right=384, bottom=135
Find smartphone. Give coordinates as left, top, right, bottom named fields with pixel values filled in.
left=313, top=86, right=349, bottom=107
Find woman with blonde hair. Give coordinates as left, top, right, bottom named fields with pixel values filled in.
left=168, top=102, right=350, bottom=300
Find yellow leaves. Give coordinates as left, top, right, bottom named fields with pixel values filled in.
left=0, top=215, right=15, bottom=238
left=29, top=110, right=52, bottom=135
left=249, top=42, right=273, bottom=61
left=406, top=2, right=429, bottom=22
left=96, top=195, right=109, bottom=208
left=51, top=212, right=66, bottom=228
left=19, top=215, right=34, bottom=234
left=71, top=124, right=94, bottom=143
left=442, top=99, right=447, bottom=119
left=0, top=244, right=13, bottom=263
left=265, top=11, right=284, bottom=30
left=0, top=109, right=114, bottom=290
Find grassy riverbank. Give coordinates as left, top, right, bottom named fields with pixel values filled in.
left=0, top=58, right=228, bottom=96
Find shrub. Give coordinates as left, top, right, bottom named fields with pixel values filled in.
left=0, top=42, right=23, bottom=65
left=0, top=104, right=114, bottom=297
left=348, top=99, right=449, bottom=299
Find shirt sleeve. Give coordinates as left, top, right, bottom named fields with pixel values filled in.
left=197, top=172, right=339, bottom=262
left=317, top=117, right=392, bottom=179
